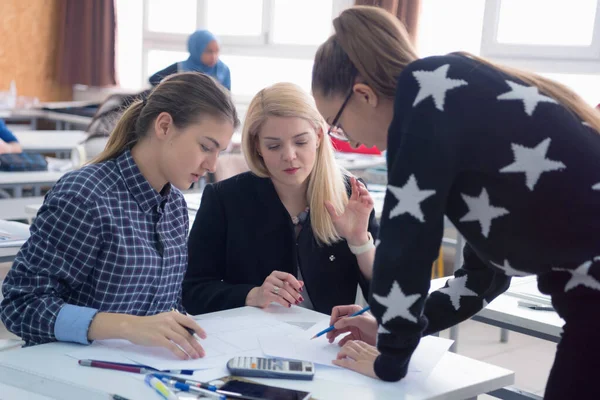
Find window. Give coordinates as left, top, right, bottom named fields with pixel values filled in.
left=417, top=0, right=600, bottom=105
left=481, top=0, right=600, bottom=62
left=131, top=0, right=353, bottom=97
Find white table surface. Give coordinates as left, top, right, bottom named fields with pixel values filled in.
left=0, top=170, right=65, bottom=186
left=430, top=277, right=564, bottom=341
left=0, top=305, right=513, bottom=400
left=15, top=130, right=87, bottom=152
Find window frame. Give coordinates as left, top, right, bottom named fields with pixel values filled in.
left=480, top=0, right=600, bottom=74
left=140, top=0, right=354, bottom=95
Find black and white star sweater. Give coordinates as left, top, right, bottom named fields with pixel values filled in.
left=372, top=54, right=600, bottom=381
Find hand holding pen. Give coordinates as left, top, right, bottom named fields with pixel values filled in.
left=319, top=305, right=378, bottom=346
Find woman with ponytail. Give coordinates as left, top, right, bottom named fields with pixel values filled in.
left=183, top=82, right=378, bottom=315
left=1, top=72, right=238, bottom=360
left=312, top=6, right=600, bottom=398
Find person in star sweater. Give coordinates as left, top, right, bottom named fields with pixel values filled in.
left=310, top=6, right=600, bottom=399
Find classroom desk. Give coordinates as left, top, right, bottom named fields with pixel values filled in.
left=0, top=305, right=514, bottom=400
left=0, top=108, right=93, bottom=130
left=0, top=170, right=65, bottom=197
left=0, top=196, right=44, bottom=220
left=431, top=277, right=563, bottom=400
left=0, top=246, right=20, bottom=263
left=430, top=277, right=563, bottom=343
left=15, top=130, right=87, bottom=158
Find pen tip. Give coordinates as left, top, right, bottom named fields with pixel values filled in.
left=310, top=336, right=316, bottom=340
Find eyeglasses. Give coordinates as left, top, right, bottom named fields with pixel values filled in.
left=326, top=89, right=353, bottom=142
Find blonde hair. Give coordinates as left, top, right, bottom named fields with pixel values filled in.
left=312, top=5, right=600, bottom=133
left=242, top=82, right=348, bottom=246
left=92, top=72, right=239, bottom=164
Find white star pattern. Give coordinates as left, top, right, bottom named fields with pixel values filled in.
left=388, top=175, right=436, bottom=222
left=375, top=239, right=381, bottom=248
left=593, top=183, right=600, bottom=191
left=378, top=325, right=391, bottom=335
left=554, top=259, right=600, bottom=293
left=412, top=64, right=468, bottom=111
left=499, top=138, right=566, bottom=190
left=482, top=299, right=489, bottom=308
left=497, top=81, right=557, bottom=116
left=372, top=281, right=421, bottom=324
left=490, top=259, right=529, bottom=276
left=439, top=276, right=478, bottom=310
left=460, top=189, right=509, bottom=238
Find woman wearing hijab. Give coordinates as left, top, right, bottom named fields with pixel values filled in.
left=149, top=30, right=231, bottom=90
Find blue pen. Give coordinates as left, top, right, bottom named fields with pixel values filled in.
left=311, top=306, right=371, bottom=339
left=157, top=376, right=225, bottom=400
left=153, top=373, right=217, bottom=391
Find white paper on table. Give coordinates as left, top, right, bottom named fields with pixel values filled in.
left=67, top=315, right=304, bottom=372
left=260, top=319, right=453, bottom=378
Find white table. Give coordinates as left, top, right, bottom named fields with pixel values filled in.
left=0, top=196, right=44, bottom=220
left=430, top=277, right=563, bottom=343
left=335, top=153, right=386, bottom=171
left=0, top=108, right=93, bottom=130
left=0, top=246, right=20, bottom=263
left=0, top=305, right=513, bottom=400
left=0, top=170, right=65, bottom=197
left=15, top=130, right=87, bottom=158
left=431, top=277, right=563, bottom=400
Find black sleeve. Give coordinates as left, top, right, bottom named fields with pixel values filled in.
left=182, top=184, right=255, bottom=315
left=422, top=243, right=511, bottom=335
left=149, top=63, right=178, bottom=86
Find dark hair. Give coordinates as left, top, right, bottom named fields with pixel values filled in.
left=312, top=6, right=418, bottom=99
left=92, top=72, right=239, bottom=163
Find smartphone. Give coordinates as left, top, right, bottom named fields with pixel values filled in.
left=218, top=380, right=311, bottom=400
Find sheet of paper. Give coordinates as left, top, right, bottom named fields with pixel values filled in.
left=68, top=315, right=303, bottom=372
left=260, top=319, right=453, bottom=377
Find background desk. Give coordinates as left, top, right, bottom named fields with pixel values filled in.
left=0, top=171, right=65, bottom=197
left=15, top=130, right=87, bottom=158
left=0, top=305, right=513, bottom=400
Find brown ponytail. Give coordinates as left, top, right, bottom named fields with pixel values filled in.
left=312, top=6, right=418, bottom=99
left=91, top=72, right=239, bottom=164
left=313, top=6, right=600, bottom=133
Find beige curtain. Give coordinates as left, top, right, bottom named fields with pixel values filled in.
left=354, top=0, right=422, bottom=44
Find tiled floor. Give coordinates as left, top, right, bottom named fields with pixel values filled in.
left=0, top=261, right=554, bottom=398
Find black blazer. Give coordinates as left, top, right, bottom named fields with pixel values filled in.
left=182, top=172, right=379, bottom=315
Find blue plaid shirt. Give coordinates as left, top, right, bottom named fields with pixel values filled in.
left=0, top=150, right=189, bottom=345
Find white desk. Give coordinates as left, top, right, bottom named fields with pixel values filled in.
left=0, top=246, right=20, bottom=263
left=0, top=305, right=513, bottom=400
left=430, top=277, right=563, bottom=343
left=0, top=108, right=93, bottom=130
left=15, top=130, right=87, bottom=158
left=0, top=196, right=44, bottom=220
left=0, top=170, right=65, bottom=197
left=335, top=153, right=386, bottom=171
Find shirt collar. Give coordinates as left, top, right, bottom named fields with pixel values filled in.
left=117, top=150, right=171, bottom=213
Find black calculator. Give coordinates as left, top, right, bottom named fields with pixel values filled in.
left=227, top=356, right=315, bottom=380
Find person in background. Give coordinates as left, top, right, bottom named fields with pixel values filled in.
left=311, top=6, right=600, bottom=399
left=0, top=119, right=22, bottom=153
left=1, top=72, right=238, bottom=360
left=183, top=82, right=378, bottom=316
left=149, top=30, right=231, bottom=90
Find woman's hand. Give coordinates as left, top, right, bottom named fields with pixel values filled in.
left=332, top=340, right=380, bottom=379
left=245, top=271, right=304, bottom=308
left=326, top=304, right=378, bottom=346
left=325, top=177, right=374, bottom=246
left=88, top=311, right=207, bottom=360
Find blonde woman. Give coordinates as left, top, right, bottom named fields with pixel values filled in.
left=183, top=82, right=378, bottom=315
left=312, top=6, right=600, bottom=398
